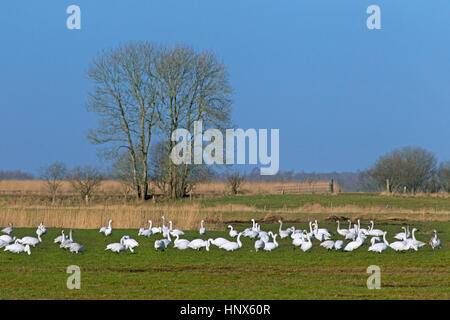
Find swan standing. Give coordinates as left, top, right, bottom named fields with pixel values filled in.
left=100, top=220, right=112, bottom=236
left=199, top=220, right=206, bottom=235
left=1, top=223, right=13, bottom=235
left=429, top=230, right=441, bottom=250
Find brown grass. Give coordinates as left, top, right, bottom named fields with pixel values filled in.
left=0, top=204, right=222, bottom=231
left=0, top=180, right=335, bottom=196
left=1, top=202, right=448, bottom=230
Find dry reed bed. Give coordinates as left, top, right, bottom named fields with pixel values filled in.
left=0, top=204, right=222, bottom=231
left=0, top=180, right=333, bottom=196
left=1, top=203, right=448, bottom=230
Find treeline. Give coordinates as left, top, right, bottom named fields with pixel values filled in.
left=247, top=147, right=450, bottom=193
left=0, top=170, right=35, bottom=180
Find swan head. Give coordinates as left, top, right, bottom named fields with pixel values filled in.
left=25, top=245, right=31, bottom=255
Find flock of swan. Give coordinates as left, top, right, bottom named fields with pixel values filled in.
left=0, top=217, right=443, bottom=255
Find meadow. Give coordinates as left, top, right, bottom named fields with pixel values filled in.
left=0, top=192, right=449, bottom=299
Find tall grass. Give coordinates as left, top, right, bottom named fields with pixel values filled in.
left=0, top=204, right=223, bottom=231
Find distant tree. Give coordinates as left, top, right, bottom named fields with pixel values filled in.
left=369, top=147, right=437, bottom=193
left=438, top=161, right=450, bottom=192
left=40, top=162, right=68, bottom=203
left=68, top=166, right=104, bottom=204
left=0, top=170, right=34, bottom=180
left=226, top=172, right=246, bottom=195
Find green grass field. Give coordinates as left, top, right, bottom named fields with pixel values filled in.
left=200, top=193, right=450, bottom=211
left=0, top=221, right=448, bottom=299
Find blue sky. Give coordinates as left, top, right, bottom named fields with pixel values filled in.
left=1, top=0, right=449, bottom=174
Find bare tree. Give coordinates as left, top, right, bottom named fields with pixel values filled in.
left=40, top=162, right=68, bottom=204
left=68, top=166, right=104, bottom=204
left=369, top=147, right=437, bottom=193
left=87, top=42, right=158, bottom=200
left=227, top=172, right=245, bottom=195
left=87, top=42, right=231, bottom=200
left=439, top=161, right=450, bottom=192
left=155, top=45, right=232, bottom=199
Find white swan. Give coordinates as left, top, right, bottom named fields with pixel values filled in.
left=148, top=221, right=159, bottom=235
left=408, top=228, right=425, bottom=249
left=188, top=238, right=209, bottom=251
left=390, top=238, right=417, bottom=252
left=320, top=240, right=335, bottom=250
left=106, top=238, right=127, bottom=253
left=139, top=220, right=153, bottom=237
left=60, top=229, right=74, bottom=249
left=173, top=234, right=190, bottom=250
left=367, top=220, right=384, bottom=236
left=4, top=240, right=31, bottom=255
left=169, top=221, right=185, bottom=237
left=0, top=234, right=16, bottom=244
left=209, top=237, right=230, bottom=247
left=228, top=225, right=238, bottom=237
left=160, top=233, right=172, bottom=249
left=254, top=239, right=265, bottom=252
left=100, top=220, right=112, bottom=236
left=334, top=240, right=344, bottom=250
left=121, top=235, right=139, bottom=253
left=394, top=226, right=410, bottom=241
left=161, top=216, right=170, bottom=237
left=69, top=242, right=84, bottom=254
left=429, top=230, right=442, bottom=250
left=36, top=222, right=46, bottom=237
left=138, top=220, right=151, bottom=236
left=0, top=240, right=8, bottom=248
left=1, top=222, right=13, bottom=235
left=199, top=220, right=206, bottom=235
left=278, top=220, right=291, bottom=239
left=263, top=233, right=278, bottom=251
left=336, top=221, right=349, bottom=236
left=54, top=230, right=67, bottom=244
left=300, top=234, right=313, bottom=252
left=154, top=239, right=166, bottom=251
left=219, top=233, right=243, bottom=251
left=314, top=220, right=332, bottom=237
left=368, top=231, right=389, bottom=253
left=344, top=231, right=364, bottom=251
left=20, top=234, right=42, bottom=247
